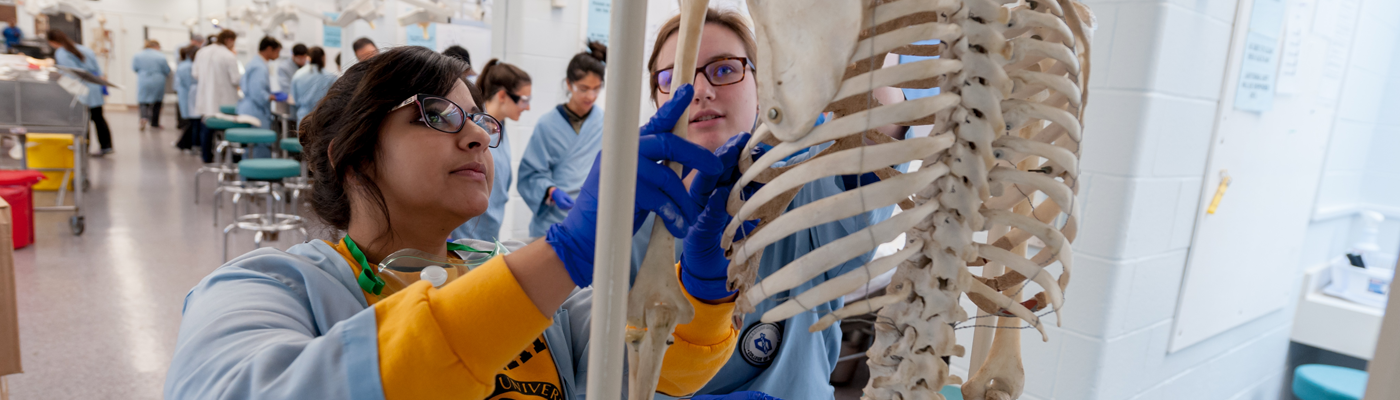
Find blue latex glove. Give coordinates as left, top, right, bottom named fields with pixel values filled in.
left=682, top=132, right=761, bottom=300
left=274, top=91, right=288, bottom=102
left=101, top=86, right=108, bottom=96
left=551, top=187, right=575, bottom=210
left=690, top=391, right=783, bottom=400
left=545, top=84, right=720, bottom=287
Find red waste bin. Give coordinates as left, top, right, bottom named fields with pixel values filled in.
left=0, top=170, right=45, bottom=248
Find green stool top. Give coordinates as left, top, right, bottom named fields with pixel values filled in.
left=205, top=118, right=252, bottom=131
left=220, top=105, right=237, bottom=115
left=280, top=137, right=303, bottom=154
left=940, top=386, right=962, bottom=400
left=1294, top=364, right=1367, bottom=400
left=238, top=158, right=302, bottom=181
left=225, top=128, right=277, bottom=144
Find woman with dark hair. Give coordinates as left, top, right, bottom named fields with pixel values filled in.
left=290, top=46, right=337, bottom=124
left=164, top=46, right=769, bottom=399
left=174, top=46, right=201, bottom=151
left=450, top=58, right=530, bottom=242
left=46, top=29, right=114, bottom=155
left=518, top=41, right=608, bottom=239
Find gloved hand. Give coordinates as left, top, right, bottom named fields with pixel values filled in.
left=690, top=391, right=783, bottom=400
left=545, top=84, right=720, bottom=287
left=551, top=187, right=575, bottom=210
left=273, top=91, right=289, bottom=102
left=682, top=132, right=760, bottom=301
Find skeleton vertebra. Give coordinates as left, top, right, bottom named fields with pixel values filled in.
left=727, top=1, right=1095, bottom=399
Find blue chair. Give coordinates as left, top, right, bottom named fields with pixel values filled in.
left=1293, top=364, right=1367, bottom=400
left=221, top=158, right=308, bottom=260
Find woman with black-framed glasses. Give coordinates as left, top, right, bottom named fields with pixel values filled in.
left=450, top=59, right=532, bottom=243
left=165, top=46, right=750, bottom=400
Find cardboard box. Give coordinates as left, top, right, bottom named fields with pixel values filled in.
left=0, top=197, right=19, bottom=376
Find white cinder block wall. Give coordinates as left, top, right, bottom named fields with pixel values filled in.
left=969, top=0, right=1400, bottom=399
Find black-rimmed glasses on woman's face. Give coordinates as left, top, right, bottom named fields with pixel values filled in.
left=391, top=94, right=503, bottom=148
left=652, top=57, right=754, bottom=95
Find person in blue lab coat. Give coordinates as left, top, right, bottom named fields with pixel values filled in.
left=449, top=59, right=531, bottom=242
left=277, top=43, right=307, bottom=94
left=3, top=25, right=21, bottom=54
left=47, top=29, right=115, bottom=156
left=236, top=36, right=282, bottom=158
left=132, top=40, right=171, bottom=130
left=631, top=9, right=910, bottom=399
left=290, top=47, right=338, bottom=124
left=517, top=41, right=607, bottom=239
left=174, top=46, right=201, bottom=152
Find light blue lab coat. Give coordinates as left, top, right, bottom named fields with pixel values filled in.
left=290, top=66, right=337, bottom=123
left=236, top=56, right=274, bottom=129
left=276, top=58, right=299, bottom=93
left=631, top=142, right=893, bottom=400
left=175, top=60, right=199, bottom=119
left=164, top=239, right=632, bottom=399
left=54, top=45, right=103, bottom=107
left=518, top=105, right=604, bottom=238
left=452, top=127, right=512, bottom=242
left=131, top=48, right=170, bottom=104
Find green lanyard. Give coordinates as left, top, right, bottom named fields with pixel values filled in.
left=344, top=236, right=488, bottom=295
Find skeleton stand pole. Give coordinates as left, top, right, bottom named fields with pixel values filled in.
left=586, top=0, right=650, bottom=397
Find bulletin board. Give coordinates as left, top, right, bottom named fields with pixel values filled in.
left=1169, top=0, right=1358, bottom=352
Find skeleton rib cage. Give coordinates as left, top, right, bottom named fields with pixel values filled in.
left=721, top=0, right=1096, bottom=398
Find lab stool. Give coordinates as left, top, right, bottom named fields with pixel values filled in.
left=211, top=128, right=278, bottom=226
left=1292, top=364, right=1367, bottom=400
left=192, top=117, right=252, bottom=204
left=279, top=137, right=311, bottom=213
left=219, top=105, right=237, bottom=115
left=221, top=158, right=307, bottom=261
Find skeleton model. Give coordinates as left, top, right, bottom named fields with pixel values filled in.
left=715, top=0, right=1096, bottom=399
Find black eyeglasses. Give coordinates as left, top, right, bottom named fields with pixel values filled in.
left=392, top=94, right=503, bottom=148
left=652, top=57, right=754, bottom=95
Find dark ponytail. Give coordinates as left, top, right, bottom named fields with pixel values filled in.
left=46, top=29, right=83, bottom=62
left=566, top=41, right=607, bottom=84
left=476, top=59, right=532, bottom=105
left=308, top=47, right=326, bottom=70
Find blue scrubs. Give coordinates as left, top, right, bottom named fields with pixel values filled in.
left=54, top=45, right=103, bottom=107
left=633, top=142, right=898, bottom=400
left=517, top=105, right=604, bottom=238
left=132, top=48, right=170, bottom=104
left=290, top=66, right=337, bottom=123
left=237, top=57, right=274, bottom=129
left=451, top=127, right=512, bottom=242
left=175, top=60, right=198, bottom=119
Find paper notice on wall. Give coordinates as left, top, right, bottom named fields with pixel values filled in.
left=587, top=0, right=611, bottom=45
left=324, top=12, right=342, bottom=48
left=1315, top=0, right=1360, bottom=102
left=406, top=23, right=436, bottom=49
left=1276, top=0, right=1315, bottom=94
left=1234, top=0, right=1287, bottom=112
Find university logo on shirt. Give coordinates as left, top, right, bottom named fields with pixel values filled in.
left=740, top=322, right=782, bottom=367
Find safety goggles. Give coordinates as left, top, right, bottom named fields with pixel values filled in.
left=392, top=94, right=504, bottom=148
left=504, top=91, right=532, bottom=107
left=653, top=57, right=754, bottom=95
left=376, top=241, right=503, bottom=292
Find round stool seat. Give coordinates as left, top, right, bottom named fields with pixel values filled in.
left=1293, top=364, right=1367, bottom=400
left=220, top=105, right=237, bottom=115
left=280, top=137, right=303, bottom=153
left=205, top=118, right=252, bottom=131
left=225, top=128, right=277, bottom=144
left=238, top=159, right=302, bottom=181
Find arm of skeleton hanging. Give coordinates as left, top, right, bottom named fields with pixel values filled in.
left=373, top=255, right=554, bottom=399
left=652, top=263, right=740, bottom=397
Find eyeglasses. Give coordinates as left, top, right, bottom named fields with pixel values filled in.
left=652, top=57, right=754, bottom=95
left=504, top=91, right=531, bottom=107
left=392, top=94, right=503, bottom=148
left=571, top=83, right=603, bottom=96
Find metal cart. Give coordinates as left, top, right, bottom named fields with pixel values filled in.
left=0, top=66, right=93, bottom=235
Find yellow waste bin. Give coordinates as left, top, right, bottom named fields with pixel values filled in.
left=25, top=133, right=74, bottom=191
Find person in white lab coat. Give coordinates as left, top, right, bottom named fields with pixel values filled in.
left=192, top=29, right=241, bottom=163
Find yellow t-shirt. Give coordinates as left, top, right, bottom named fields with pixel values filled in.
left=487, top=335, right=564, bottom=400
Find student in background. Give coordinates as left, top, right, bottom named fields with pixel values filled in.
left=48, top=29, right=114, bottom=156
left=277, top=44, right=307, bottom=94
left=175, top=46, right=201, bottom=152
left=133, top=40, right=172, bottom=130
left=518, top=41, right=607, bottom=239
left=352, top=37, right=377, bottom=61
left=193, top=29, right=241, bottom=163
left=236, top=36, right=282, bottom=134
left=450, top=59, right=531, bottom=242
left=290, top=47, right=337, bottom=124
left=442, top=45, right=477, bottom=82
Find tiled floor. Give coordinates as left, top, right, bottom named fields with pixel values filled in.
left=4, top=108, right=322, bottom=399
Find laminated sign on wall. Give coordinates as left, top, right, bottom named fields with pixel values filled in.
left=1234, top=0, right=1286, bottom=112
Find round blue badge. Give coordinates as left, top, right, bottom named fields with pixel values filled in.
left=740, top=322, right=783, bottom=367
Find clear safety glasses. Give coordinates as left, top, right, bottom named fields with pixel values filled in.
left=392, top=94, right=504, bottom=148
left=375, top=241, right=504, bottom=291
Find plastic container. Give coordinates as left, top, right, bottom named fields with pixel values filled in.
left=24, top=133, right=74, bottom=191
left=0, top=170, right=45, bottom=248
